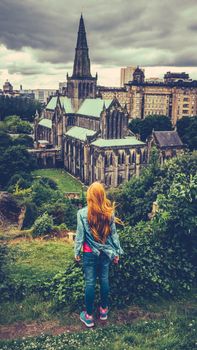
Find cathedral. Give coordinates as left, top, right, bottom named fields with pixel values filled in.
left=35, top=15, right=147, bottom=187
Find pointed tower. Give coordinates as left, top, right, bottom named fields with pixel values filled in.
left=67, top=15, right=97, bottom=110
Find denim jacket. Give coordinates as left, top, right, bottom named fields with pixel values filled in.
left=74, top=206, right=124, bottom=261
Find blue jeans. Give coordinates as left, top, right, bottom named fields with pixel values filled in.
left=82, top=252, right=111, bottom=315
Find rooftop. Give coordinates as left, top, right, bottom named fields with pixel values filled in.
left=38, top=118, right=52, bottom=129
left=65, top=126, right=96, bottom=141
left=153, top=131, right=184, bottom=147
left=46, top=96, right=58, bottom=110
left=59, top=96, right=74, bottom=113
left=91, top=136, right=145, bottom=148
left=77, top=98, right=113, bottom=118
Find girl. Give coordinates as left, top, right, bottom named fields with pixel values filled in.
left=74, top=181, right=124, bottom=327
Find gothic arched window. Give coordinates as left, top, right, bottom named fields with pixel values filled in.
left=104, top=154, right=108, bottom=167
left=122, top=152, right=125, bottom=164
left=109, top=153, right=113, bottom=165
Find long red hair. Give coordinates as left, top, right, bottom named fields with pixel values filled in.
left=87, top=182, right=122, bottom=244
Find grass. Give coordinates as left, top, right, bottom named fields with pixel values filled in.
left=7, top=239, right=74, bottom=288
left=0, top=313, right=196, bottom=349
left=0, top=294, right=55, bottom=324
left=0, top=239, right=74, bottom=324
left=32, top=169, right=84, bottom=193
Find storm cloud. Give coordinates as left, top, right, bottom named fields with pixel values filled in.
left=0, top=0, right=196, bottom=88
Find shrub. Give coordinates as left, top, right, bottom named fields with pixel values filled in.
left=38, top=177, right=58, bottom=190
left=22, top=200, right=38, bottom=229
left=32, top=212, right=53, bottom=237
left=13, top=134, right=34, bottom=148
left=31, top=182, right=59, bottom=207
left=0, top=244, right=8, bottom=284
left=7, top=172, right=33, bottom=191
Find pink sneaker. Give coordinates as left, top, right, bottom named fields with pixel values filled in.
left=99, top=306, right=108, bottom=320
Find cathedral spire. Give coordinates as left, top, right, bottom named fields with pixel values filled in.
left=72, top=14, right=91, bottom=78
left=76, top=14, right=88, bottom=49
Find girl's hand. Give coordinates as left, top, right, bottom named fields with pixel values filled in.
left=113, top=256, right=119, bottom=264
left=75, top=255, right=81, bottom=262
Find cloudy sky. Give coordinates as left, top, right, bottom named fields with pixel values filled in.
left=0, top=0, right=196, bottom=89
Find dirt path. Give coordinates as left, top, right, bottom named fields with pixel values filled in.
left=0, top=307, right=162, bottom=340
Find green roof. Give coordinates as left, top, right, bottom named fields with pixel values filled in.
left=46, top=96, right=58, bottom=110
left=77, top=99, right=113, bottom=118
left=38, top=118, right=52, bottom=129
left=91, top=137, right=145, bottom=148
left=65, top=126, right=96, bottom=141
left=60, top=96, right=74, bottom=114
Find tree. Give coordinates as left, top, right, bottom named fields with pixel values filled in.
left=177, top=116, right=197, bottom=151
left=108, top=147, right=161, bottom=226
left=13, top=134, right=34, bottom=148
left=3, top=115, right=33, bottom=134
left=0, top=145, right=35, bottom=188
left=0, top=130, right=12, bottom=148
left=128, top=118, right=143, bottom=135
left=0, top=95, right=42, bottom=122
left=129, top=115, right=173, bottom=141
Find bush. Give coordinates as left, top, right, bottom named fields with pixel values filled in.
left=31, top=182, right=60, bottom=207
left=13, top=134, right=34, bottom=148
left=7, top=172, right=33, bottom=191
left=22, top=200, right=38, bottom=229
left=0, top=244, right=24, bottom=302
left=39, top=177, right=58, bottom=190
left=32, top=212, right=53, bottom=237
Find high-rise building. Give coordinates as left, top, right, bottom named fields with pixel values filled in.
left=126, top=70, right=197, bottom=125
left=120, top=66, right=137, bottom=86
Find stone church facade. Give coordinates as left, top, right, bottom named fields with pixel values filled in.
left=35, top=15, right=147, bottom=187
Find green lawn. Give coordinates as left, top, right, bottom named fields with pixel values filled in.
left=7, top=240, right=74, bottom=287
left=0, top=239, right=74, bottom=324
left=32, top=169, right=84, bottom=193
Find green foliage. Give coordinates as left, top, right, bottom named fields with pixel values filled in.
left=3, top=115, right=33, bottom=134
left=31, top=181, right=60, bottom=207
left=129, top=115, right=173, bottom=141
left=108, top=147, right=161, bottom=226
left=21, top=199, right=38, bottom=229
left=153, top=173, right=197, bottom=265
left=0, top=244, right=8, bottom=284
left=39, top=199, right=77, bottom=228
left=13, top=134, right=34, bottom=148
left=0, top=130, right=12, bottom=148
left=0, top=95, right=42, bottom=121
left=109, top=151, right=197, bottom=227
left=177, top=116, right=197, bottom=150
left=0, top=145, right=35, bottom=188
left=32, top=212, right=53, bottom=237
left=7, top=172, right=33, bottom=191
left=38, top=177, right=58, bottom=190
